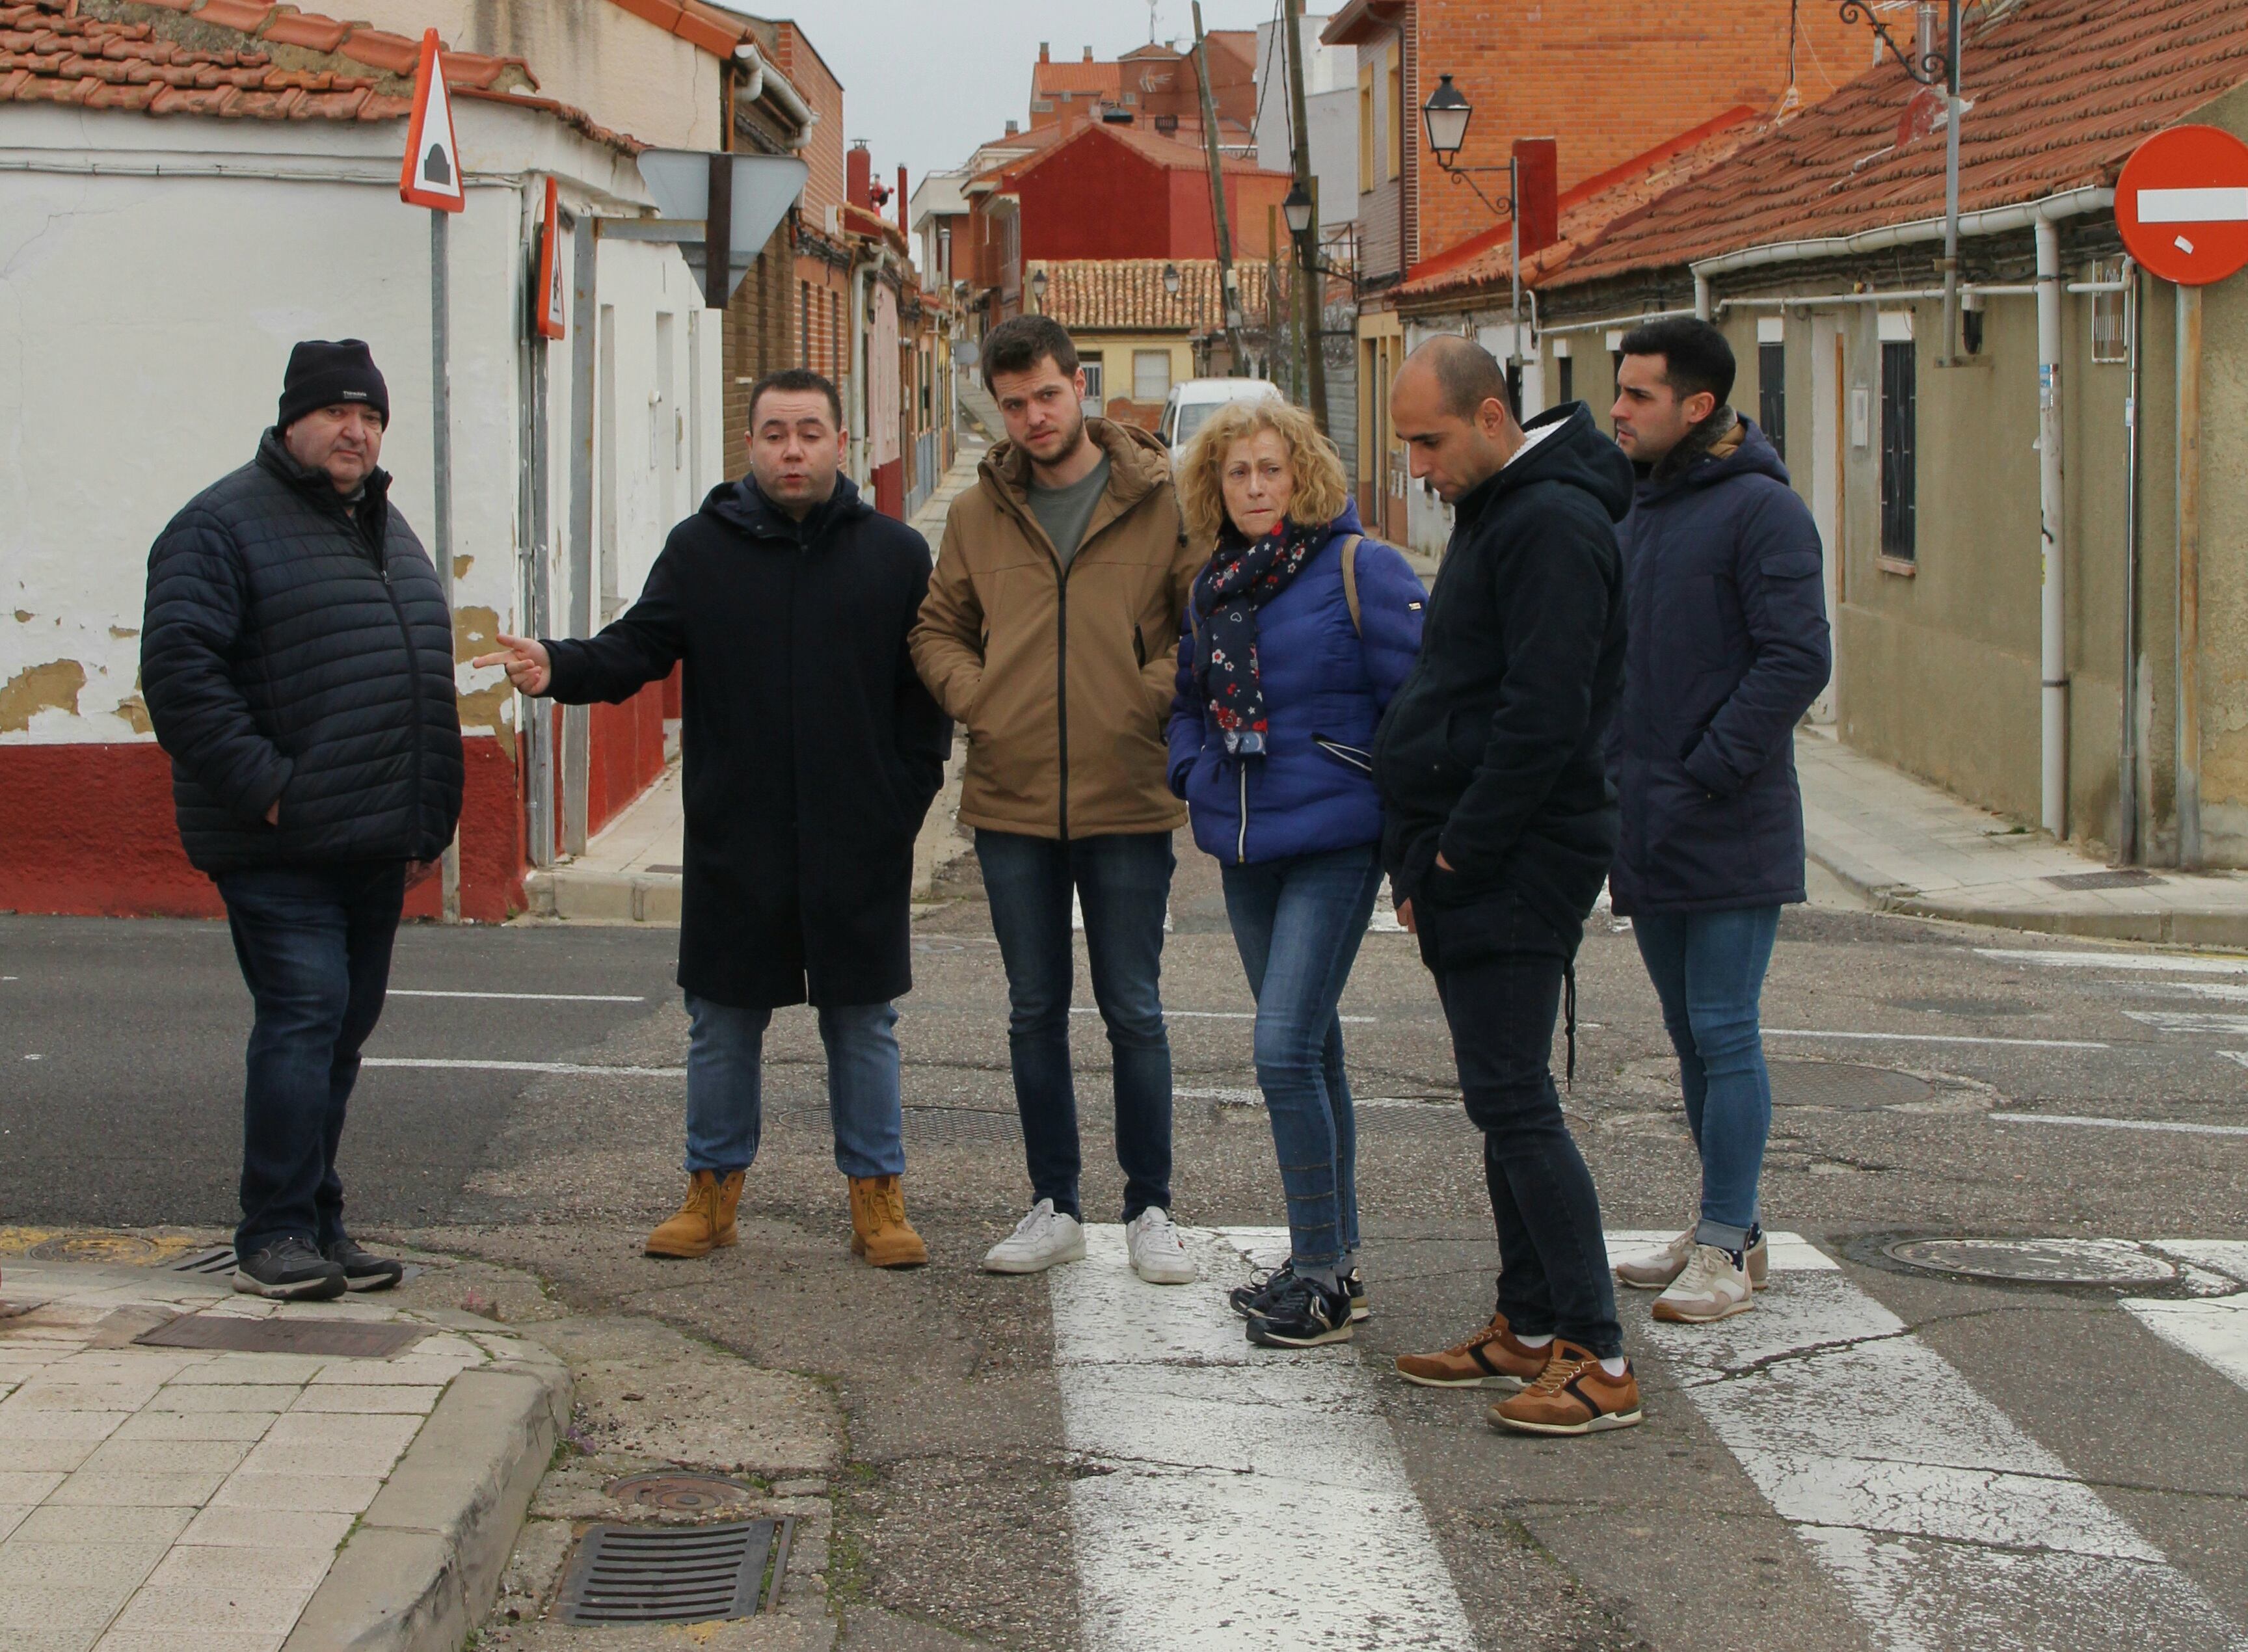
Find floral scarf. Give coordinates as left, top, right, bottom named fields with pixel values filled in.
left=1191, top=517, right=1328, bottom=756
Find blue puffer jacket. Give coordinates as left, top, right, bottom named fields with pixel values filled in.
left=1167, top=505, right=1425, bottom=865
left=1607, top=414, right=1831, bottom=916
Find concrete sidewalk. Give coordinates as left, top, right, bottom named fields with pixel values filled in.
left=523, top=439, right=988, bottom=926
left=1798, top=726, right=2248, bottom=946
left=0, top=1253, right=567, bottom=1651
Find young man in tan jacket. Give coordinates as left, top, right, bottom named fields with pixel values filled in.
left=912, top=315, right=1206, bottom=1284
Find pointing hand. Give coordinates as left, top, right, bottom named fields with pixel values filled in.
left=473, top=633, right=552, bottom=697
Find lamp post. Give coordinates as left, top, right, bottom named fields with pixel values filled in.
left=1162, top=262, right=1182, bottom=299
left=1421, top=73, right=1523, bottom=388
left=1029, top=265, right=1048, bottom=314
left=1840, top=1, right=1964, bottom=361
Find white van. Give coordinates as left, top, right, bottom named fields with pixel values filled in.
left=1157, top=377, right=1283, bottom=466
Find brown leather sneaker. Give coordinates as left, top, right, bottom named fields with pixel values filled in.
left=849, top=1174, right=929, bottom=1268
left=1488, top=1341, right=1644, bottom=1435
left=1394, top=1311, right=1552, bottom=1390
left=643, top=1169, right=743, bottom=1259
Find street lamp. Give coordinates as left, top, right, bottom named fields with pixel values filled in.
left=1029, top=267, right=1048, bottom=309
left=1283, top=181, right=1314, bottom=239
left=1419, top=72, right=1526, bottom=378
left=1162, top=262, right=1181, bottom=297
left=1838, top=1, right=1965, bottom=359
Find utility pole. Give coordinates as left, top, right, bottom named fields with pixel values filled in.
left=1190, top=1, right=1244, bottom=368
left=1281, top=0, right=1328, bottom=431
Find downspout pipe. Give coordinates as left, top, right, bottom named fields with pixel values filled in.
left=734, top=43, right=816, bottom=146
left=2035, top=213, right=2067, bottom=838
left=1693, top=270, right=1712, bottom=321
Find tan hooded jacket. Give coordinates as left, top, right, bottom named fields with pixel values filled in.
left=911, top=418, right=1200, bottom=839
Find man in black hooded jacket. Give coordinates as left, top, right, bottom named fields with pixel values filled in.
left=142, top=340, right=463, bottom=1302
left=1374, top=336, right=1642, bottom=1437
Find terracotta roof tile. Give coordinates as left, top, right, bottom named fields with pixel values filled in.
left=1549, top=0, right=2248, bottom=291
left=0, top=0, right=636, bottom=149
left=1034, top=258, right=1272, bottom=333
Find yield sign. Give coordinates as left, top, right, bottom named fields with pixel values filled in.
left=399, top=28, right=464, bottom=212
left=2117, top=124, right=2248, bottom=286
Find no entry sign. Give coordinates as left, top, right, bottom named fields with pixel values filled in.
left=2117, top=124, right=2248, bottom=287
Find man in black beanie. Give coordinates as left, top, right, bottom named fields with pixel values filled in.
left=141, top=340, right=463, bottom=1300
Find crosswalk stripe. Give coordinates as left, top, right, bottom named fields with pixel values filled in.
left=1990, top=1109, right=2248, bottom=1137
left=1652, top=1264, right=2247, bottom=1650
left=1049, top=1225, right=1480, bottom=1651
left=1978, top=948, right=2248, bottom=974
left=2128, top=1009, right=2248, bottom=1035
left=2125, top=1296, right=2248, bottom=1392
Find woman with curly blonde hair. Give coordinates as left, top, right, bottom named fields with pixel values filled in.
left=1166, top=393, right=1425, bottom=1347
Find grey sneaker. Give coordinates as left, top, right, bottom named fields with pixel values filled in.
left=234, top=1237, right=346, bottom=1301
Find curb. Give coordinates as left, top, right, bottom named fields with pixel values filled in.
left=522, top=866, right=682, bottom=923
left=1804, top=832, right=2248, bottom=948
left=283, top=1347, right=572, bottom=1652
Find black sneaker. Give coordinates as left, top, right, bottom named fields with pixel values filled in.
left=234, top=1237, right=346, bottom=1301
left=324, top=1237, right=405, bottom=1293
left=1245, top=1274, right=1354, bottom=1348
left=1343, top=1266, right=1369, bottom=1323
left=1229, top=1262, right=1297, bottom=1320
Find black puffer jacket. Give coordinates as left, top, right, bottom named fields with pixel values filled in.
left=1373, top=403, right=1634, bottom=955
left=140, top=431, right=464, bottom=873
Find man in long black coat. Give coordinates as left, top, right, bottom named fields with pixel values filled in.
left=477, top=368, right=950, bottom=1268
left=142, top=339, right=462, bottom=1302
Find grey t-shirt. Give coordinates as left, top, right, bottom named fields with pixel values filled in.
left=1028, top=455, right=1111, bottom=569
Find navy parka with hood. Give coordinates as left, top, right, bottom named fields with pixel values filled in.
left=1607, top=413, right=1830, bottom=917
left=1372, top=403, right=1634, bottom=963
left=541, top=475, right=952, bottom=1011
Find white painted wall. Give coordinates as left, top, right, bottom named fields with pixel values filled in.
left=341, top=0, right=723, bottom=151
left=0, top=101, right=719, bottom=751
left=1253, top=18, right=1356, bottom=235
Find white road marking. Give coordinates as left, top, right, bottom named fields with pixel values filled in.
left=2128, top=1009, right=2248, bottom=1035
left=2150, top=1240, right=2248, bottom=1284
left=387, top=989, right=648, bottom=1003
left=2122, top=979, right=2248, bottom=1002
left=1990, top=1110, right=2248, bottom=1138
left=1048, top=1225, right=1479, bottom=1651
left=1977, top=948, right=2248, bottom=974
left=1605, top=1229, right=1838, bottom=1273
left=2123, top=1296, right=2248, bottom=1393
left=1764, top=1028, right=2108, bottom=1049
left=1654, top=1266, right=2248, bottom=1651
left=360, top=1058, right=684, bottom=1077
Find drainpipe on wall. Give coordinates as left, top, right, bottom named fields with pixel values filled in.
left=1693, top=270, right=1711, bottom=321
left=2035, top=214, right=2067, bottom=839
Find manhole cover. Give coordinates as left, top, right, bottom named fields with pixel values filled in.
left=2046, top=868, right=2165, bottom=890
left=25, top=1232, right=167, bottom=1264
left=1771, top=1061, right=1933, bottom=1110
left=1883, top=1237, right=2178, bottom=1286
left=135, top=1315, right=425, bottom=1358
left=608, top=1472, right=757, bottom=1512
left=558, top=1519, right=788, bottom=1623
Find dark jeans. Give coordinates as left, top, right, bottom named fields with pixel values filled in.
left=1431, top=911, right=1622, bottom=1358
left=975, top=829, right=1175, bottom=1221
left=1220, top=844, right=1385, bottom=1266
left=1631, top=906, right=1782, bottom=1250
left=214, top=861, right=407, bottom=1260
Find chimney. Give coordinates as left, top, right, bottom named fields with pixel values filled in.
left=846, top=140, right=872, bottom=209
left=898, top=165, right=909, bottom=234
left=1004, top=118, right=1019, bottom=136
left=1082, top=46, right=1093, bottom=61
left=1039, top=41, right=1049, bottom=62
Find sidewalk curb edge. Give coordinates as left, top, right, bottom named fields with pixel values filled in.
left=281, top=1351, right=571, bottom=1652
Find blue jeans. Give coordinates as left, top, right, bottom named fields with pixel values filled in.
left=975, top=829, right=1175, bottom=1222
left=1220, top=844, right=1385, bottom=1267
left=1631, top=906, right=1782, bottom=1251
left=215, top=862, right=407, bottom=1260
left=684, top=996, right=904, bottom=1179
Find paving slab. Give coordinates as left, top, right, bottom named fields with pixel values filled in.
left=0, top=1258, right=568, bottom=1652
left=1798, top=727, right=2248, bottom=945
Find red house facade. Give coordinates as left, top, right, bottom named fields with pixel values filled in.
left=1013, top=124, right=1293, bottom=263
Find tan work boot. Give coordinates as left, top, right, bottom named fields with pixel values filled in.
left=848, top=1175, right=929, bottom=1268
left=643, top=1169, right=743, bottom=1259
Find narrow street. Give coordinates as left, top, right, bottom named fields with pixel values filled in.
left=7, top=849, right=2245, bottom=1651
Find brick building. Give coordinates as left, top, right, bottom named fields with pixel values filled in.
left=1029, top=34, right=1257, bottom=144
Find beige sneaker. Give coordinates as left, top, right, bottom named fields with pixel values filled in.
left=1651, top=1244, right=1756, bottom=1324
left=1617, top=1227, right=1769, bottom=1292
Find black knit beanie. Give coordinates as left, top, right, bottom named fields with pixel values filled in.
left=277, top=339, right=390, bottom=431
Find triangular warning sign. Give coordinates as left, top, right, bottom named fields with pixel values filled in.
left=399, top=29, right=464, bottom=212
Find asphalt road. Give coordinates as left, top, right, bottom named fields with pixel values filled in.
left=5, top=851, right=2247, bottom=1651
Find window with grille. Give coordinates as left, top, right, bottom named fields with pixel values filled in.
left=1133, top=349, right=1171, bottom=403
left=1758, top=341, right=1787, bottom=462
left=1880, top=337, right=1917, bottom=561
left=1081, top=359, right=1104, bottom=414
left=1358, top=66, right=1375, bottom=193
left=2091, top=257, right=2128, bottom=364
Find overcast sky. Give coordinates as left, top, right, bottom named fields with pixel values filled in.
left=809, top=0, right=1291, bottom=209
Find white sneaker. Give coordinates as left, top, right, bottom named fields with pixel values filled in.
left=1652, top=1244, right=1756, bottom=1324
left=982, top=1199, right=1086, bottom=1275
left=1125, top=1206, right=1196, bottom=1285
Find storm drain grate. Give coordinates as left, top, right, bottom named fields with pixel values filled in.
left=2045, top=868, right=2166, bottom=890
left=557, top=1519, right=789, bottom=1624
left=135, top=1315, right=425, bottom=1358
left=169, top=1247, right=238, bottom=1275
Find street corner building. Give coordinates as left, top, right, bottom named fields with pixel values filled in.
left=0, top=0, right=872, bottom=922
